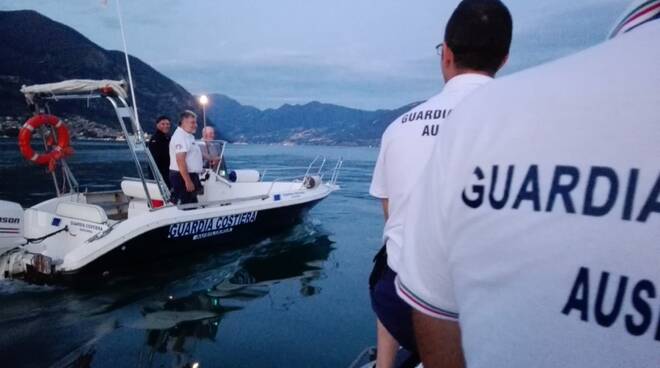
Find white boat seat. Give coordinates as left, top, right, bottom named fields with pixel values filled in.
left=120, top=180, right=164, bottom=201
left=55, top=202, right=108, bottom=224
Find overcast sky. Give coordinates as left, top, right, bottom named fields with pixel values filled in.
left=1, top=0, right=628, bottom=110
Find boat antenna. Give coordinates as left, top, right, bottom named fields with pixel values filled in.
left=114, top=0, right=141, bottom=130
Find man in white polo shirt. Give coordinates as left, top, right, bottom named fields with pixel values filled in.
left=395, top=2, right=660, bottom=367
left=368, top=1, right=512, bottom=366
left=169, top=110, right=204, bottom=204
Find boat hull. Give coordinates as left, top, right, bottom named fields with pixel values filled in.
left=58, top=198, right=323, bottom=284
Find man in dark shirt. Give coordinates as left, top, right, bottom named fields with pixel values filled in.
left=148, top=115, right=171, bottom=187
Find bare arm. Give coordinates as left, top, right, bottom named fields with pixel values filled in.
left=413, top=310, right=465, bottom=368
left=381, top=198, right=389, bottom=221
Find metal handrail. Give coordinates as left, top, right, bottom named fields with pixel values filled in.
left=118, top=95, right=171, bottom=204
left=330, top=157, right=343, bottom=185
left=260, top=166, right=320, bottom=181
left=303, top=155, right=323, bottom=179
left=116, top=95, right=146, bottom=141
left=316, top=156, right=327, bottom=175
left=106, top=96, right=155, bottom=209
left=260, top=166, right=318, bottom=171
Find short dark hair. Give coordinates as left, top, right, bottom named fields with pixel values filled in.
left=155, top=115, right=170, bottom=125
left=179, top=110, right=197, bottom=125
left=445, top=0, right=512, bottom=75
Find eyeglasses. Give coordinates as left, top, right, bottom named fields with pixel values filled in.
left=435, top=42, right=443, bottom=56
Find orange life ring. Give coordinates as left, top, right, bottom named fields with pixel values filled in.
left=18, top=114, right=73, bottom=171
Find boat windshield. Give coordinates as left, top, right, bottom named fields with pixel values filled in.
left=197, top=139, right=228, bottom=177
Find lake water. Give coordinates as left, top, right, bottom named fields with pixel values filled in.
left=0, top=140, right=384, bottom=368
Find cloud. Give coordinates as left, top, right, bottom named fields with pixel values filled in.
left=504, top=0, right=626, bottom=73
left=156, top=53, right=441, bottom=110
left=0, top=0, right=630, bottom=110
left=150, top=0, right=629, bottom=109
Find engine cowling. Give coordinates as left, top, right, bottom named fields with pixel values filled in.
left=0, top=200, right=25, bottom=255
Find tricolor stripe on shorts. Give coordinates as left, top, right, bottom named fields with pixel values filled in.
left=395, top=276, right=459, bottom=320
left=609, top=0, right=660, bottom=39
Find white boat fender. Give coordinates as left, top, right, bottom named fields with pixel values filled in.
left=303, top=175, right=322, bottom=189
left=228, top=169, right=260, bottom=183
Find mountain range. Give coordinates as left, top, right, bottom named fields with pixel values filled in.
left=207, top=94, right=418, bottom=146
left=0, top=10, right=205, bottom=133
left=0, top=10, right=421, bottom=145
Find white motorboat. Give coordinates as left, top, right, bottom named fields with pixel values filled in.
left=0, top=80, right=342, bottom=284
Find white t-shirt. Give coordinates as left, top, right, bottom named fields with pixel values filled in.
left=396, top=21, right=660, bottom=368
left=169, top=126, right=203, bottom=174
left=369, top=74, right=492, bottom=272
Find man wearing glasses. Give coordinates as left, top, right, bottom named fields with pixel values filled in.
left=395, top=0, right=660, bottom=367
left=368, top=1, right=512, bottom=366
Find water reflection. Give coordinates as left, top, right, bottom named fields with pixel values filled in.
left=134, top=230, right=335, bottom=368
left=0, top=141, right=373, bottom=367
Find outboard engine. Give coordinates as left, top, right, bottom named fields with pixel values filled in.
left=0, top=200, right=25, bottom=255
left=0, top=200, right=52, bottom=281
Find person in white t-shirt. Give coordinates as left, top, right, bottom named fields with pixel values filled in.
left=169, top=110, right=204, bottom=205
left=368, top=1, right=512, bottom=366
left=395, top=4, right=660, bottom=367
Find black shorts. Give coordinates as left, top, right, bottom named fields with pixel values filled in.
left=369, top=249, right=417, bottom=353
